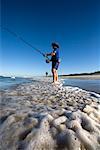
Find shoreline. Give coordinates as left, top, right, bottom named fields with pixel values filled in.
left=59, top=74, right=100, bottom=80
left=1, top=75, right=100, bottom=93
left=0, top=78, right=100, bottom=149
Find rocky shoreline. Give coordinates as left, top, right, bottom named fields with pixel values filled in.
left=0, top=78, right=100, bottom=150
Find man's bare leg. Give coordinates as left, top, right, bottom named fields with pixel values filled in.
left=53, top=69, right=57, bottom=83
left=52, top=68, right=56, bottom=83
left=52, top=69, right=54, bottom=82
left=56, top=70, right=58, bottom=82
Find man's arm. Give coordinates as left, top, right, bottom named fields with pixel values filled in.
left=46, top=53, right=52, bottom=56
left=46, top=52, right=55, bottom=56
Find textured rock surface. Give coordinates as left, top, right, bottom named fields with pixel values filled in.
left=0, top=78, right=100, bottom=150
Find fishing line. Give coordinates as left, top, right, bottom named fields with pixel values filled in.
left=0, top=25, right=50, bottom=62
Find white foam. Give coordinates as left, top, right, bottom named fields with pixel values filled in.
left=89, top=92, right=100, bottom=98
left=59, top=79, right=100, bottom=98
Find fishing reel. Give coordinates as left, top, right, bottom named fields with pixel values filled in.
left=43, top=54, right=51, bottom=63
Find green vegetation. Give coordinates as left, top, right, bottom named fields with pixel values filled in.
left=59, top=71, right=100, bottom=77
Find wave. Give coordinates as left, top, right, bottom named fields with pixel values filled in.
left=59, top=79, right=100, bottom=99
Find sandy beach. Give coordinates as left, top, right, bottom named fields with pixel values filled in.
left=60, top=74, right=100, bottom=80
left=0, top=78, right=100, bottom=150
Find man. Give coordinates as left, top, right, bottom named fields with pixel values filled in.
left=46, top=42, right=60, bottom=84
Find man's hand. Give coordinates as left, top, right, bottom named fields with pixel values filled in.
left=45, top=52, right=55, bottom=57
left=46, top=59, right=50, bottom=63
left=45, top=53, right=51, bottom=56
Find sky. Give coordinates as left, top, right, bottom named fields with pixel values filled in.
left=0, top=0, right=100, bottom=76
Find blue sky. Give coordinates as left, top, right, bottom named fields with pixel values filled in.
left=0, top=0, right=100, bottom=76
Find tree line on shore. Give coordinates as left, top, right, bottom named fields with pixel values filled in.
left=59, top=71, right=100, bottom=77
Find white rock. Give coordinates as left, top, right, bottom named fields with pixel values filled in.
left=53, top=116, right=67, bottom=127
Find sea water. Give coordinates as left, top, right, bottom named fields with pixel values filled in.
left=0, top=76, right=32, bottom=90
left=0, top=76, right=100, bottom=94
left=63, top=79, right=100, bottom=94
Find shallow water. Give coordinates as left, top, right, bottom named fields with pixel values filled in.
left=63, top=79, right=100, bottom=94
left=0, top=76, right=100, bottom=94
left=0, top=76, right=32, bottom=90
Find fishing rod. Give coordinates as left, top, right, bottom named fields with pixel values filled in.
left=0, top=25, right=50, bottom=63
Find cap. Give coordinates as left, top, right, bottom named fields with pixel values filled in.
left=51, top=42, right=59, bottom=48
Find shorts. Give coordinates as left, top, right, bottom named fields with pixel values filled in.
left=52, top=61, right=59, bottom=70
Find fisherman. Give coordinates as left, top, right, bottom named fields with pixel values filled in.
left=46, top=42, right=60, bottom=84
left=1, top=27, right=60, bottom=83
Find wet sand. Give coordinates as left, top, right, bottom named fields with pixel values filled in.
left=0, top=78, right=100, bottom=150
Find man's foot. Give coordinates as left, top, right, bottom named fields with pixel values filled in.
left=55, top=81, right=60, bottom=84
left=52, top=81, right=60, bottom=85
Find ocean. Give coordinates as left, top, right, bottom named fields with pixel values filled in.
left=63, top=78, right=100, bottom=94
left=0, top=76, right=100, bottom=94
left=0, top=76, right=32, bottom=90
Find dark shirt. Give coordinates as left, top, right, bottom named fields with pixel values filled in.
left=51, top=48, right=60, bottom=62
